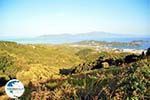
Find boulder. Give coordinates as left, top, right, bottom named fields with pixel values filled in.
left=124, top=54, right=139, bottom=63
left=59, top=68, right=75, bottom=75
left=0, top=77, right=8, bottom=87
left=101, top=62, right=109, bottom=68
left=146, top=48, right=150, bottom=56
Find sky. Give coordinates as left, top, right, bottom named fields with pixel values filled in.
left=0, top=0, right=150, bottom=38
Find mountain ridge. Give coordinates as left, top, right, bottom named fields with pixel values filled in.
left=38, top=31, right=150, bottom=38
left=38, top=31, right=125, bottom=38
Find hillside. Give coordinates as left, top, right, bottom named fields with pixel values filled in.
left=0, top=41, right=149, bottom=100
left=0, top=41, right=101, bottom=83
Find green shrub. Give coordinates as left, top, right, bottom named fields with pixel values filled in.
left=46, top=82, right=58, bottom=90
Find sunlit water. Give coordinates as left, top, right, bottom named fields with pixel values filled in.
left=0, top=37, right=150, bottom=50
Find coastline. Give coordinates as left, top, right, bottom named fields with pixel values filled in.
left=69, top=44, right=147, bottom=54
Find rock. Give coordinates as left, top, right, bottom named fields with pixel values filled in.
left=146, top=48, right=150, bottom=56
left=101, top=62, right=109, bottom=68
left=115, top=59, right=124, bottom=66
left=0, top=77, right=8, bottom=87
left=124, top=54, right=139, bottom=63
left=59, top=68, right=75, bottom=75
left=105, top=58, right=115, bottom=66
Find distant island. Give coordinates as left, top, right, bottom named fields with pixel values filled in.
left=38, top=31, right=150, bottom=43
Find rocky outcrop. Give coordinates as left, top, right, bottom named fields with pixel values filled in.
left=124, top=54, right=139, bottom=63
left=59, top=68, right=75, bottom=75
left=146, top=48, right=150, bottom=56
left=60, top=48, right=150, bottom=75
left=0, top=77, right=8, bottom=87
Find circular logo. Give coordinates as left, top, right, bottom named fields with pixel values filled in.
left=5, top=79, right=25, bottom=98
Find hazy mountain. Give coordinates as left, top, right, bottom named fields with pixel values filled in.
left=1, top=31, right=149, bottom=44
left=37, top=31, right=128, bottom=43
left=39, top=31, right=122, bottom=39
left=37, top=31, right=150, bottom=43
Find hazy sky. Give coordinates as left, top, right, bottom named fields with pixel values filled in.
left=0, top=0, right=150, bottom=37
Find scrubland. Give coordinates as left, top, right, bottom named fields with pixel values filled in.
left=0, top=41, right=149, bottom=100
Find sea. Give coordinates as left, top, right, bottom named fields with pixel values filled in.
left=0, top=37, right=150, bottom=50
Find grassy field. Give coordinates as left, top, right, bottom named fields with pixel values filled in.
left=0, top=41, right=149, bottom=100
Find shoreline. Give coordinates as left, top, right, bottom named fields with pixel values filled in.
left=69, top=44, right=147, bottom=54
